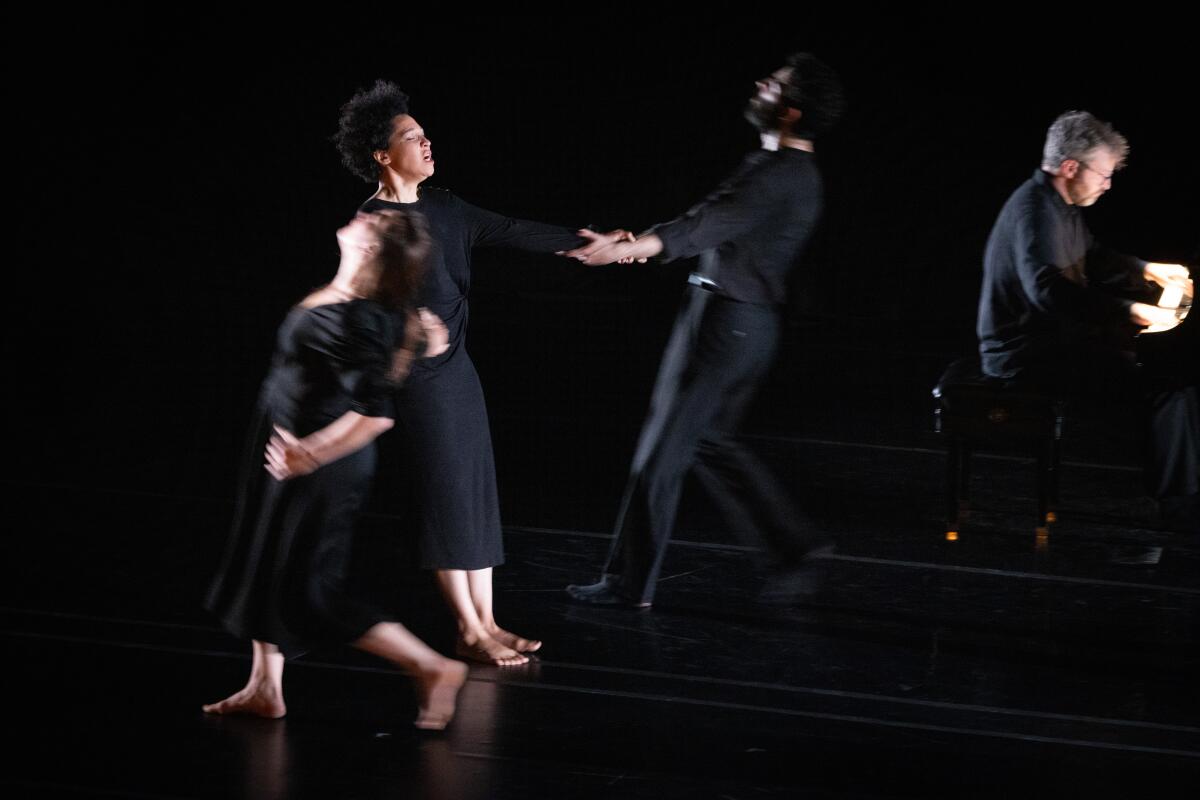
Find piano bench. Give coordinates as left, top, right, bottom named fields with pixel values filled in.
left=932, top=357, right=1065, bottom=535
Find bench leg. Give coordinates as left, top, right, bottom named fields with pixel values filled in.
left=1047, top=435, right=1061, bottom=523
left=946, top=437, right=962, bottom=533
left=1036, top=442, right=1051, bottom=527
left=959, top=444, right=972, bottom=517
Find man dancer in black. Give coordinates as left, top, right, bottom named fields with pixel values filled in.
left=563, top=53, right=844, bottom=607
left=976, top=110, right=1197, bottom=530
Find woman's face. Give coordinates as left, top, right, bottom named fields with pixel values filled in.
left=376, top=114, right=434, bottom=183
left=336, top=213, right=380, bottom=259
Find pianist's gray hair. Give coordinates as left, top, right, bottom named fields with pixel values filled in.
left=1041, top=110, right=1129, bottom=171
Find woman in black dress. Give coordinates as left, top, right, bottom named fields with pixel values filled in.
left=204, top=210, right=466, bottom=729
left=334, top=82, right=626, bottom=665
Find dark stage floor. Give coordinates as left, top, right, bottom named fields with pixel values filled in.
left=10, top=18, right=1200, bottom=798
left=5, top=321, right=1198, bottom=799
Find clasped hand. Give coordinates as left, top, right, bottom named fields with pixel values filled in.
left=558, top=229, right=647, bottom=266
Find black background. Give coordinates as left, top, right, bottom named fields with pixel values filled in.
left=11, top=13, right=1198, bottom=503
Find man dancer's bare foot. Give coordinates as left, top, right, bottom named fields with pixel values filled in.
left=455, top=633, right=529, bottom=666
left=565, top=577, right=651, bottom=608
left=413, top=659, right=469, bottom=730
left=202, top=682, right=286, bottom=719
left=485, top=624, right=542, bottom=654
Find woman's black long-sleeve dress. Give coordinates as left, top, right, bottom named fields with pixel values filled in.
left=205, top=300, right=397, bottom=656
left=361, top=188, right=582, bottom=569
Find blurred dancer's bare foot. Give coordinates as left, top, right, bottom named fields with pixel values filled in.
left=202, top=682, right=286, bottom=719
left=413, top=659, right=469, bottom=730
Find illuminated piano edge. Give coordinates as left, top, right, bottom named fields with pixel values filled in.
left=1142, top=283, right=1192, bottom=334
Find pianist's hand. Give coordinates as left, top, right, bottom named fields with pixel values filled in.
left=1144, top=263, right=1193, bottom=298
left=1129, top=302, right=1178, bottom=328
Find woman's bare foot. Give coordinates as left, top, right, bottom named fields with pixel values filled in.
left=202, top=682, right=286, bottom=719
left=455, top=634, right=528, bottom=666
left=485, top=624, right=542, bottom=654
left=413, top=659, right=469, bottom=730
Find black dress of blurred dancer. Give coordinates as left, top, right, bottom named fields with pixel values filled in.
left=564, top=54, right=844, bottom=608
left=204, top=210, right=468, bottom=730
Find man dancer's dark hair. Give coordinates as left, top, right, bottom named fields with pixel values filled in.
left=779, top=53, right=845, bottom=139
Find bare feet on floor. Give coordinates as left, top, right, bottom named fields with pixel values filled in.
left=485, top=624, right=542, bottom=654
left=565, top=578, right=651, bottom=608
left=456, top=634, right=529, bottom=666
left=413, top=659, right=469, bottom=730
left=202, top=683, right=286, bottom=719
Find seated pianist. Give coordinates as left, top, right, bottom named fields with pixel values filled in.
left=975, top=110, right=1197, bottom=531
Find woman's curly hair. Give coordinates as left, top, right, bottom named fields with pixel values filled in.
left=334, top=81, right=411, bottom=182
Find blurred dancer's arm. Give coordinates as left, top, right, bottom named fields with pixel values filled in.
left=265, top=416, right=394, bottom=481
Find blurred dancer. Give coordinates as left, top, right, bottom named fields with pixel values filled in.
left=204, top=210, right=467, bottom=729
